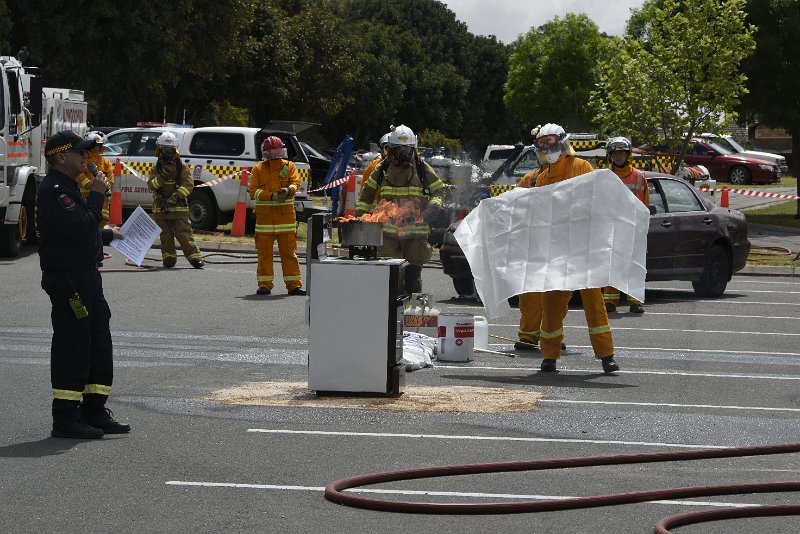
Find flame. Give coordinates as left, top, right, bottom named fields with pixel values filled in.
left=336, top=199, right=424, bottom=227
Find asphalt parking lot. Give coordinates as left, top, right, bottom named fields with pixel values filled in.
left=1, top=237, right=799, bottom=533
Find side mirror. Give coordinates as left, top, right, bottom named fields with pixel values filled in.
left=649, top=205, right=657, bottom=215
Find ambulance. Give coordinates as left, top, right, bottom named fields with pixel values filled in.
left=105, top=126, right=318, bottom=230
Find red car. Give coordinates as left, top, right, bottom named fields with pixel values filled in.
left=656, top=138, right=780, bottom=185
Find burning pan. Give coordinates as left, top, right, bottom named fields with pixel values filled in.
left=339, top=220, right=384, bottom=247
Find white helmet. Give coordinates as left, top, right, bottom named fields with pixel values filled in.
left=534, top=123, right=569, bottom=164
left=157, top=131, right=179, bottom=149
left=379, top=133, right=390, bottom=147
left=388, top=124, right=417, bottom=147
left=86, top=131, right=107, bottom=145
left=606, top=136, right=632, bottom=154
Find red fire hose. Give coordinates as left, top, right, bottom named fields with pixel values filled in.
left=325, top=442, right=800, bottom=532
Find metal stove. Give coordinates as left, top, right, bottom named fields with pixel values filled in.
left=306, top=214, right=407, bottom=396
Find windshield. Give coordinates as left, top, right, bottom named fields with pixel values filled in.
left=706, top=141, right=733, bottom=155
left=301, top=142, right=327, bottom=159
left=724, top=136, right=746, bottom=153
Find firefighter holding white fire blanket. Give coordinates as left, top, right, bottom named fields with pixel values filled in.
left=355, top=124, right=446, bottom=294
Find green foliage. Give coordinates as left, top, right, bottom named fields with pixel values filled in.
left=504, top=13, right=612, bottom=132
left=590, top=0, right=755, bottom=172
left=418, top=129, right=462, bottom=155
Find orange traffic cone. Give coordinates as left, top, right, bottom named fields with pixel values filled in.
left=720, top=187, right=729, bottom=208
left=109, top=158, right=123, bottom=225
left=342, top=171, right=357, bottom=217
left=230, top=168, right=250, bottom=237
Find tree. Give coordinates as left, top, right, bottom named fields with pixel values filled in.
left=504, top=13, right=612, bottom=132
left=739, top=0, right=800, bottom=217
left=590, top=0, right=755, bottom=173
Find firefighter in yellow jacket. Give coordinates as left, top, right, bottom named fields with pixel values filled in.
left=358, top=132, right=390, bottom=190
left=75, top=131, right=115, bottom=225
left=250, top=136, right=305, bottom=296
left=355, top=125, right=446, bottom=294
left=603, top=136, right=650, bottom=314
left=147, top=131, right=204, bottom=269
left=531, top=123, right=618, bottom=374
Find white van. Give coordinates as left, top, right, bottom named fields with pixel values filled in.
left=105, top=126, right=318, bottom=230
left=480, top=144, right=518, bottom=174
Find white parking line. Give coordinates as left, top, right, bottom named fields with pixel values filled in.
left=541, top=399, right=800, bottom=413
left=245, top=428, right=728, bottom=449
left=163, top=480, right=761, bottom=508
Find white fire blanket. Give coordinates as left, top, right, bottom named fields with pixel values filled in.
left=454, top=169, right=650, bottom=319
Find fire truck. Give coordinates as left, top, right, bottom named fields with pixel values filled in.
left=0, top=55, right=88, bottom=257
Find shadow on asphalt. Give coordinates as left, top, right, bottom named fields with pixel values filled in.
left=0, top=437, right=90, bottom=458
left=439, top=372, right=638, bottom=390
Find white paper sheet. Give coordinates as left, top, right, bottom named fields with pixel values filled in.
left=109, top=206, right=162, bottom=267
left=455, top=170, right=650, bottom=318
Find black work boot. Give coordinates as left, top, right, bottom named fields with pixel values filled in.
left=288, top=287, right=307, bottom=296
left=601, top=355, right=620, bottom=374
left=540, top=359, right=557, bottom=372
left=256, top=287, right=271, bottom=295
left=80, top=394, right=131, bottom=434
left=52, top=401, right=103, bottom=439
left=605, top=302, right=616, bottom=313
left=514, top=340, right=539, bottom=351
left=163, top=257, right=176, bottom=268
left=404, top=265, right=423, bottom=294
left=190, top=259, right=205, bottom=269
left=629, top=303, right=644, bottom=314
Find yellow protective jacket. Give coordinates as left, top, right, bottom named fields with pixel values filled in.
left=249, top=158, right=299, bottom=234
left=355, top=157, right=445, bottom=239
left=359, top=155, right=383, bottom=190
left=147, top=158, right=193, bottom=218
left=75, top=152, right=114, bottom=220
left=613, top=164, right=650, bottom=206
left=534, top=155, right=594, bottom=187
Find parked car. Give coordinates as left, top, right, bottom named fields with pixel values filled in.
left=440, top=173, right=750, bottom=299
left=643, top=138, right=780, bottom=185
left=299, top=141, right=332, bottom=191
left=105, top=126, right=318, bottom=229
left=697, top=133, right=788, bottom=174
left=481, top=144, right=520, bottom=174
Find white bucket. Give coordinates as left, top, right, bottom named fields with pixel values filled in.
left=437, top=313, right=474, bottom=362
left=473, top=316, right=488, bottom=350
left=403, top=306, right=439, bottom=339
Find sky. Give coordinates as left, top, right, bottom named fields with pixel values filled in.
left=439, top=0, right=647, bottom=43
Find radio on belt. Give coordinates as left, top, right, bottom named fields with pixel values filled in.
left=305, top=213, right=406, bottom=396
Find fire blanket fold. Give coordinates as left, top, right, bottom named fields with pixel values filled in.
left=454, top=169, right=649, bottom=319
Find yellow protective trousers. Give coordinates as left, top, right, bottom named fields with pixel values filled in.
left=255, top=231, right=302, bottom=291
left=153, top=215, right=202, bottom=262
left=540, top=288, right=614, bottom=360
left=602, top=286, right=642, bottom=306
left=518, top=291, right=570, bottom=345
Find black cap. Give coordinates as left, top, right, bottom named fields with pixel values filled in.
left=44, top=130, right=96, bottom=157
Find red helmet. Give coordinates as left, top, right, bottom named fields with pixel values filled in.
left=261, top=136, right=287, bottom=160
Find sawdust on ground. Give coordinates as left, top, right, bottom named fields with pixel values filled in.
left=201, top=382, right=542, bottom=414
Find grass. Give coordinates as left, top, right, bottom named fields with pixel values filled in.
left=754, top=175, right=796, bottom=189
left=743, top=198, right=800, bottom=230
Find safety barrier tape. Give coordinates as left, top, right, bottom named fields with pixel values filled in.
left=308, top=175, right=351, bottom=193
left=697, top=185, right=800, bottom=200
left=195, top=171, right=240, bottom=188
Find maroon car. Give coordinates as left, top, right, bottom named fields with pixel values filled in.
left=678, top=138, right=780, bottom=185
left=440, top=173, right=750, bottom=299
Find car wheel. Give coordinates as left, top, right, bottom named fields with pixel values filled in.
left=728, top=166, right=751, bottom=186
left=452, top=276, right=475, bottom=298
left=0, top=223, right=22, bottom=258
left=692, top=244, right=730, bottom=297
left=188, top=191, right=218, bottom=231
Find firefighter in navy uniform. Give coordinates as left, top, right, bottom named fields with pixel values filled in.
left=355, top=124, right=446, bottom=294
left=147, top=131, right=204, bottom=269
left=36, top=130, right=130, bottom=439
